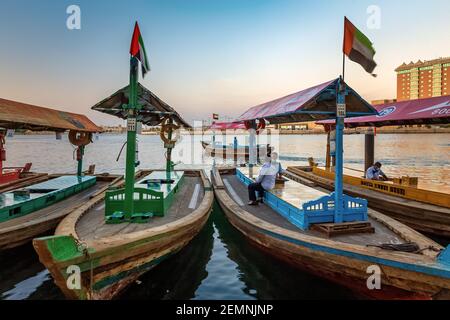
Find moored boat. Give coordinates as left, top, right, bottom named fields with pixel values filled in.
left=213, top=166, right=450, bottom=299
left=34, top=35, right=213, bottom=299
left=33, top=169, right=213, bottom=300
left=0, top=98, right=103, bottom=250
left=285, top=165, right=450, bottom=238
left=201, top=141, right=273, bottom=161
left=0, top=174, right=120, bottom=250
left=213, top=77, right=450, bottom=299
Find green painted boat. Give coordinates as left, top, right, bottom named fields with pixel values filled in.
left=33, top=169, right=213, bottom=300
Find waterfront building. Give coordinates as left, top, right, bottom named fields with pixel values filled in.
left=396, top=57, right=450, bottom=101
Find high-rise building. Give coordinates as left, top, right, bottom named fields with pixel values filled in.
left=396, top=57, right=450, bottom=101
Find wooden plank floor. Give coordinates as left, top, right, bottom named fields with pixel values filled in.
left=0, top=181, right=109, bottom=229
left=223, top=173, right=406, bottom=246
left=77, top=176, right=204, bottom=241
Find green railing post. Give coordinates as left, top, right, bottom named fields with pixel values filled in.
left=124, top=57, right=139, bottom=219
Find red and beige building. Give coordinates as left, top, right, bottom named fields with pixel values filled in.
left=396, top=57, right=450, bottom=102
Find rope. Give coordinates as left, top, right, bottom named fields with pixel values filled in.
left=367, top=242, right=442, bottom=254
left=73, top=237, right=94, bottom=295
left=367, top=242, right=420, bottom=253
left=116, top=141, right=127, bottom=162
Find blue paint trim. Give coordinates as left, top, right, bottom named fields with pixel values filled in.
left=235, top=169, right=450, bottom=278
left=257, top=226, right=450, bottom=279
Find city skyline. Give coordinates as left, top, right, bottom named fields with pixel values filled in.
left=1, top=0, right=450, bottom=125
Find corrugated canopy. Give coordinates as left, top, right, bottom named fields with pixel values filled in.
left=210, top=121, right=246, bottom=130
left=235, top=78, right=377, bottom=124
left=91, top=83, right=191, bottom=128
left=317, top=95, right=450, bottom=128
left=0, top=98, right=101, bottom=132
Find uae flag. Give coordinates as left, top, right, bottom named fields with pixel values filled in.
left=130, top=22, right=150, bottom=77
left=343, top=17, right=377, bottom=76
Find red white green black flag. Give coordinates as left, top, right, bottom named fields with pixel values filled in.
left=343, top=17, right=377, bottom=77
left=130, top=22, right=150, bottom=77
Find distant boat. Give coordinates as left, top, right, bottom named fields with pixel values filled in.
left=201, top=141, right=273, bottom=161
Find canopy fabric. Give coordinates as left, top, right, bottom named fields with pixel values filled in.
left=210, top=121, right=246, bottom=130
left=317, top=95, right=450, bottom=128
left=0, top=98, right=101, bottom=132
left=235, top=78, right=377, bottom=124
left=91, top=83, right=191, bottom=128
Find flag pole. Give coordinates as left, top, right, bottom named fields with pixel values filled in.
left=334, top=16, right=347, bottom=223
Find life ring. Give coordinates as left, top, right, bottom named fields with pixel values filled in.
left=69, top=130, right=92, bottom=147
left=160, top=119, right=180, bottom=146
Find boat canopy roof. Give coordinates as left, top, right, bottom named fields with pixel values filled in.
left=317, top=95, right=450, bottom=128
left=235, top=78, right=377, bottom=124
left=0, top=98, right=101, bottom=132
left=210, top=121, right=246, bottom=130
left=92, top=83, right=191, bottom=128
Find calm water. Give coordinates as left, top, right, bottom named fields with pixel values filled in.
left=0, top=133, right=449, bottom=300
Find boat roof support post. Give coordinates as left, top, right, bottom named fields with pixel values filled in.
left=334, top=78, right=346, bottom=223
left=364, top=128, right=375, bottom=172
left=248, top=121, right=257, bottom=178
left=76, top=145, right=85, bottom=176
left=123, top=56, right=139, bottom=220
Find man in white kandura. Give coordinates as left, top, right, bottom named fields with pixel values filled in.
left=247, top=152, right=285, bottom=206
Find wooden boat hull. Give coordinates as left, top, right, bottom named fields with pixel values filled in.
left=0, top=174, right=120, bottom=251
left=33, top=170, right=213, bottom=300
left=286, top=166, right=450, bottom=239
left=212, top=168, right=450, bottom=300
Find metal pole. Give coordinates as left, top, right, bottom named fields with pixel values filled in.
left=249, top=126, right=257, bottom=178
left=166, top=118, right=173, bottom=178
left=334, top=78, right=346, bottom=223
left=364, top=128, right=375, bottom=172
left=77, top=145, right=85, bottom=176
left=325, top=131, right=331, bottom=169
left=124, top=57, right=139, bottom=219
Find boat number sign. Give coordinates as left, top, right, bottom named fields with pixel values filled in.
left=337, top=103, right=346, bottom=118
left=127, top=118, right=137, bottom=132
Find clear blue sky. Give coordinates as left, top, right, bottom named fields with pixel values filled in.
left=1, top=0, right=449, bottom=125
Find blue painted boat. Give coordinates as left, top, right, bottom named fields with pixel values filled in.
left=213, top=167, right=450, bottom=299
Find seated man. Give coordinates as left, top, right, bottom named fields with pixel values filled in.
left=366, top=162, right=388, bottom=181
left=247, top=153, right=282, bottom=206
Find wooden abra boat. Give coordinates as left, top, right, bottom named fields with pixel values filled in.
left=216, top=78, right=450, bottom=299
left=33, top=169, right=213, bottom=299
left=34, top=49, right=213, bottom=299
left=213, top=167, right=450, bottom=299
left=201, top=141, right=273, bottom=161
left=0, top=173, right=120, bottom=251
left=0, top=97, right=103, bottom=250
left=286, top=166, right=450, bottom=238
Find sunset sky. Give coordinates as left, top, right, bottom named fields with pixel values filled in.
left=1, top=0, right=449, bottom=125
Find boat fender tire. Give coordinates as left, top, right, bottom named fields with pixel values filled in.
left=69, top=130, right=92, bottom=147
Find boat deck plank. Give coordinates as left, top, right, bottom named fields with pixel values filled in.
left=77, top=176, right=204, bottom=241
left=223, top=173, right=406, bottom=246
